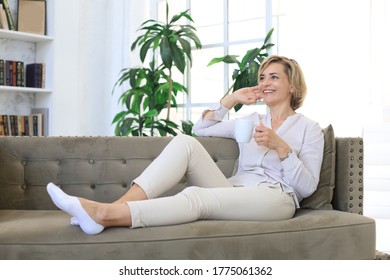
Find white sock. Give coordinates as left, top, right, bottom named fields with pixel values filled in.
left=47, top=183, right=104, bottom=235
left=70, top=217, right=79, bottom=226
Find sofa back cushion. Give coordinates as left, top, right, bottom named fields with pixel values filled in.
left=0, top=136, right=239, bottom=210
left=0, top=128, right=335, bottom=211
left=300, top=124, right=336, bottom=209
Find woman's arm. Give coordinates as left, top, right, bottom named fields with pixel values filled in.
left=281, top=123, right=324, bottom=199
left=202, top=86, right=262, bottom=120
left=193, top=86, right=262, bottom=137
left=253, top=118, right=324, bottom=199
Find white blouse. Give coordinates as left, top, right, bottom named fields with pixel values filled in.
left=193, top=104, right=325, bottom=207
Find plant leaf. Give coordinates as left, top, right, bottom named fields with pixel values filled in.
left=240, top=48, right=260, bottom=69
left=112, top=111, right=128, bottom=124
left=139, top=37, right=155, bottom=62
left=143, top=109, right=158, bottom=118
left=170, top=42, right=186, bottom=73
left=207, top=55, right=240, bottom=66
left=170, top=10, right=192, bottom=24
left=264, top=27, right=274, bottom=44
left=160, top=37, right=173, bottom=69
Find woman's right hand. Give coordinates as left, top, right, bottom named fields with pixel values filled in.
left=221, top=86, right=263, bottom=109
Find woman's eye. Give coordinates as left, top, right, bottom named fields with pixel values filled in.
left=271, top=75, right=279, bottom=79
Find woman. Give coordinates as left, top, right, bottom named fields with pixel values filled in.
left=47, top=55, right=324, bottom=235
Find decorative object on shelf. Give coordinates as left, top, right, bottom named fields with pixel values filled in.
left=112, top=1, right=201, bottom=136
left=17, top=0, right=46, bottom=35
left=0, top=0, right=15, bottom=30
left=208, top=28, right=274, bottom=112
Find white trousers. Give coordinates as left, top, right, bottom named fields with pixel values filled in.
left=128, top=135, right=295, bottom=228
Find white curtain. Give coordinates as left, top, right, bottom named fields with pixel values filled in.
left=51, top=0, right=130, bottom=136
left=275, top=0, right=390, bottom=136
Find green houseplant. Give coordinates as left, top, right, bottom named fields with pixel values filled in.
left=112, top=2, right=201, bottom=136
left=208, top=28, right=274, bottom=112
left=112, top=61, right=185, bottom=136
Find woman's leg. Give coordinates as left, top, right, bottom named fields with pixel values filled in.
left=114, top=134, right=233, bottom=203
left=47, top=182, right=295, bottom=234
left=128, top=183, right=296, bottom=228
left=112, top=184, right=147, bottom=204
left=49, top=135, right=234, bottom=233
left=47, top=183, right=132, bottom=234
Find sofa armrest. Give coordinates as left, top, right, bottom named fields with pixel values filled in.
left=332, top=137, right=364, bottom=214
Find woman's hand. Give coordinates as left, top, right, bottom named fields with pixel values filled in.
left=233, top=86, right=263, bottom=105
left=221, top=86, right=262, bottom=109
left=254, top=122, right=292, bottom=159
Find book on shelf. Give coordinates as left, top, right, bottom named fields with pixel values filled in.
left=0, top=0, right=15, bottom=31
left=26, top=63, right=45, bottom=88
left=0, top=59, right=4, bottom=85
left=0, top=3, right=9, bottom=30
left=0, top=60, right=45, bottom=88
left=17, top=0, right=46, bottom=35
left=0, top=113, right=43, bottom=136
left=0, top=59, right=25, bottom=87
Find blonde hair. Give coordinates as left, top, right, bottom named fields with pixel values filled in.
left=258, top=55, right=307, bottom=110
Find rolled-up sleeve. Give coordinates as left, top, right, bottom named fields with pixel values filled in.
left=193, top=104, right=235, bottom=138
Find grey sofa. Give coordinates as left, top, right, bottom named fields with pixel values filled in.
left=0, top=126, right=376, bottom=259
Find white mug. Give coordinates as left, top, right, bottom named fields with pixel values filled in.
left=234, top=119, right=255, bottom=143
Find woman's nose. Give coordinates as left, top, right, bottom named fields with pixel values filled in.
left=262, top=76, right=271, bottom=85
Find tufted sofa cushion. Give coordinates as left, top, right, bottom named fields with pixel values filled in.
left=300, top=124, right=336, bottom=209
left=0, top=136, right=239, bottom=210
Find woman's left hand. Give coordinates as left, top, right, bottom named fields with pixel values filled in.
left=254, top=123, right=292, bottom=159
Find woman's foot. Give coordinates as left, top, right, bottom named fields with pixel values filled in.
left=70, top=217, right=79, bottom=226
left=47, top=183, right=104, bottom=235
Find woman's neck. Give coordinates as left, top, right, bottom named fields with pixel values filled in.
left=269, top=106, right=295, bottom=122
left=268, top=105, right=295, bottom=130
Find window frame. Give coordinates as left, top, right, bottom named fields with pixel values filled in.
left=152, top=0, right=274, bottom=122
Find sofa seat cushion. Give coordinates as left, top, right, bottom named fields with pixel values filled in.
left=0, top=209, right=375, bottom=260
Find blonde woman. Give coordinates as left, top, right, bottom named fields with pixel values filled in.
left=47, top=55, right=324, bottom=235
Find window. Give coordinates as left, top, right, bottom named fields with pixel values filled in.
left=153, top=0, right=277, bottom=124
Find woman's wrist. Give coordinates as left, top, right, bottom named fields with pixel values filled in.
left=277, top=146, right=293, bottom=161
left=220, top=93, right=237, bottom=110
left=280, top=150, right=293, bottom=161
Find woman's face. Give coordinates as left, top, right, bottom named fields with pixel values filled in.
left=258, top=62, right=293, bottom=108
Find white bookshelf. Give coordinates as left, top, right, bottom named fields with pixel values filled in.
left=0, top=28, right=53, bottom=42
left=0, top=29, right=53, bottom=94
left=0, top=0, right=53, bottom=135
left=0, top=85, right=51, bottom=94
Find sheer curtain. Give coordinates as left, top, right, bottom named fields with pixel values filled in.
left=274, top=0, right=389, bottom=136
left=369, top=0, right=390, bottom=123
left=50, top=0, right=130, bottom=136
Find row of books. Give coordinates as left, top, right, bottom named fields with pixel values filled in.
left=1, top=0, right=47, bottom=35
left=0, top=0, right=15, bottom=31
left=0, top=60, right=45, bottom=88
left=0, top=113, right=43, bottom=136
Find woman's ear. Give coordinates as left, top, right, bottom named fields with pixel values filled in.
left=289, top=85, right=294, bottom=94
